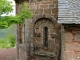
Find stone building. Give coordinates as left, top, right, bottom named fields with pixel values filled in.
left=14, top=0, right=80, bottom=60
left=58, top=0, right=80, bottom=60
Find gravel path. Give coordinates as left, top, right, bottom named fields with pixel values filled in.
left=0, top=48, right=16, bottom=60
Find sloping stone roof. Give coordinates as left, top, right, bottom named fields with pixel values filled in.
left=58, top=0, right=80, bottom=24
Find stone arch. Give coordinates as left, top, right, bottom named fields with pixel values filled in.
left=32, top=14, right=56, bottom=24
left=32, top=16, right=61, bottom=58
left=31, top=14, right=61, bottom=59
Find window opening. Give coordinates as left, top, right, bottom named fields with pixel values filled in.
left=44, top=27, right=48, bottom=47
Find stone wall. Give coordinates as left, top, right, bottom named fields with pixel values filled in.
left=15, top=0, right=80, bottom=60
left=18, top=0, right=61, bottom=60
left=62, top=25, right=80, bottom=60
left=28, top=0, right=58, bottom=21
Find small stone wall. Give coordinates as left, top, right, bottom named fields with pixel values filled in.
left=19, top=44, right=27, bottom=60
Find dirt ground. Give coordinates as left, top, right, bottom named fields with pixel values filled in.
left=0, top=48, right=16, bottom=60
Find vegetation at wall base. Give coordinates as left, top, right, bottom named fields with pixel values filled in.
left=0, top=34, right=16, bottom=49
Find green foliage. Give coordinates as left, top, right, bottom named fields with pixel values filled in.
left=20, top=3, right=33, bottom=19
left=0, top=0, right=13, bottom=15
left=0, top=34, right=16, bottom=48
left=0, top=1, right=33, bottom=29
left=0, top=39, right=6, bottom=48
left=0, top=16, right=22, bottom=29
left=7, top=35, right=16, bottom=47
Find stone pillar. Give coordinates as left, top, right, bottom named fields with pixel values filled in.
left=61, top=25, right=64, bottom=60
left=16, top=3, right=23, bottom=60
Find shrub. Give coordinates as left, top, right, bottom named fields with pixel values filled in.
left=8, top=35, right=16, bottom=47
left=0, top=34, right=16, bottom=48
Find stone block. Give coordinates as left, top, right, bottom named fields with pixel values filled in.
left=49, top=4, right=54, bottom=8
left=54, top=14, right=58, bottom=20
left=41, top=1, right=53, bottom=5
left=19, top=46, right=27, bottom=60
left=64, top=51, right=76, bottom=60
left=64, top=32, right=73, bottom=43
left=43, top=0, right=49, bottom=1
left=65, top=43, right=80, bottom=51
left=35, top=9, right=43, bottom=14
left=37, top=0, right=43, bottom=2
left=53, top=0, right=58, bottom=4
left=40, top=4, right=49, bottom=9
left=44, top=9, right=51, bottom=14
left=75, top=52, right=80, bottom=60
left=52, top=8, right=58, bottom=14
left=74, top=33, right=80, bottom=42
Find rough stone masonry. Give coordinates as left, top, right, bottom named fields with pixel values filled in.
left=14, top=0, right=80, bottom=60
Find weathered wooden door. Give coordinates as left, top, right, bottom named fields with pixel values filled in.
left=33, top=18, right=61, bottom=59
